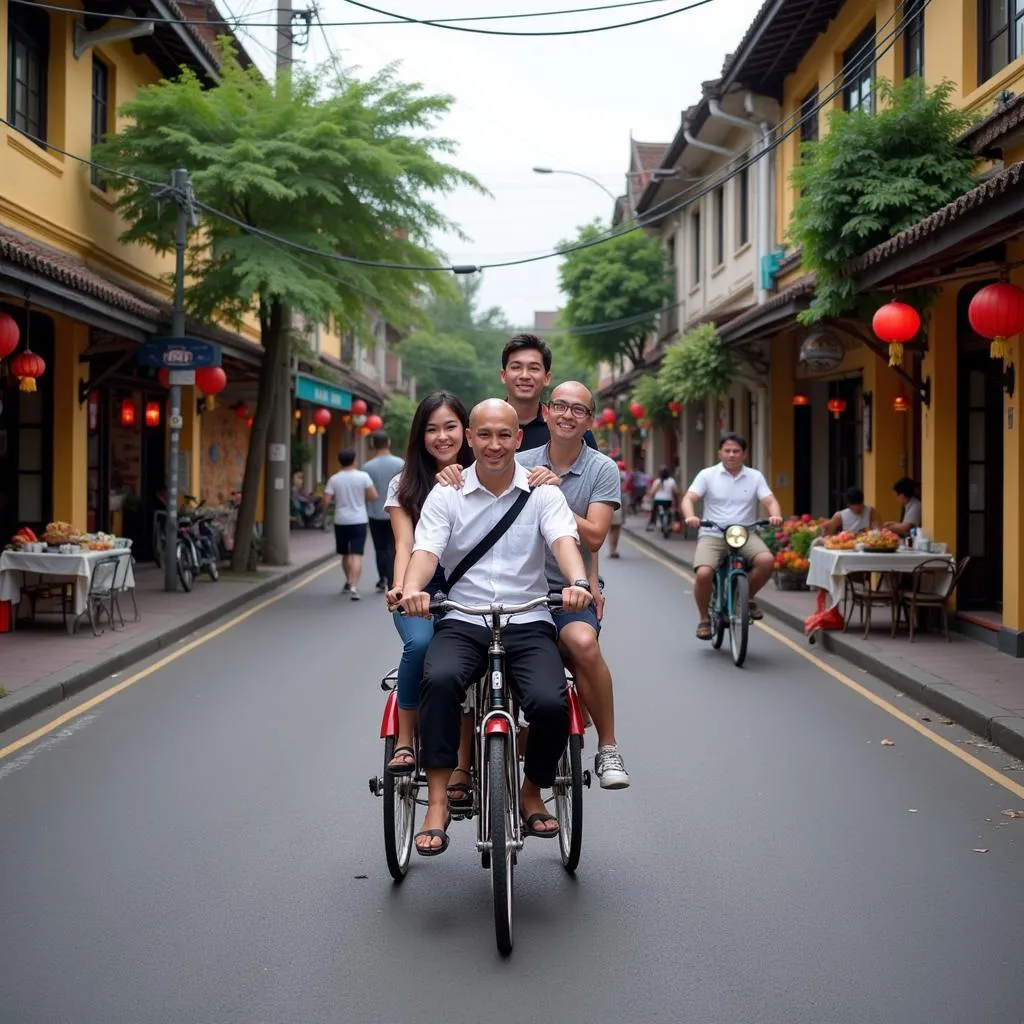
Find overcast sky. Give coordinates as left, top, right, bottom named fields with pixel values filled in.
left=233, top=0, right=765, bottom=326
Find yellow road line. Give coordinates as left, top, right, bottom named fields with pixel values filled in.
left=623, top=534, right=1024, bottom=801
left=0, top=562, right=335, bottom=763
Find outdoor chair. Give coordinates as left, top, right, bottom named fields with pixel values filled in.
left=75, top=556, right=122, bottom=637
left=119, top=555, right=140, bottom=624
left=894, top=556, right=970, bottom=642
left=18, top=574, right=75, bottom=633
left=842, top=571, right=898, bottom=639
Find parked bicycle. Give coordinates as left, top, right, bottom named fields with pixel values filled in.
left=369, top=592, right=589, bottom=956
left=700, top=519, right=771, bottom=667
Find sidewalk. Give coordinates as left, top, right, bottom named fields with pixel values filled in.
left=0, top=531, right=337, bottom=733
left=621, top=516, right=1024, bottom=759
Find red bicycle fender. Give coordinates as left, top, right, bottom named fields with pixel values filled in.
left=567, top=687, right=586, bottom=737
left=485, top=718, right=510, bottom=735
left=379, top=690, right=399, bottom=739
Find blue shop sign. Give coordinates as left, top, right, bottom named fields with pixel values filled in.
left=138, top=337, right=222, bottom=369
left=295, top=374, right=352, bottom=411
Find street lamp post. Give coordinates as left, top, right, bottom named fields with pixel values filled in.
left=532, top=166, right=619, bottom=202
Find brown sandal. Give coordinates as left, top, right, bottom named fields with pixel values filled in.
left=696, top=621, right=713, bottom=641
left=446, top=767, right=473, bottom=810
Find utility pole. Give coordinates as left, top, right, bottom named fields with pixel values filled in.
left=262, top=0, right=295, bottom=566
left=164, top=167, right=197, bottom=590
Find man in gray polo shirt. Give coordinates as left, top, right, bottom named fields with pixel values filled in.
left=518, top=381, right=629, bottom=790
left=363, top=431, right=404, bottom=593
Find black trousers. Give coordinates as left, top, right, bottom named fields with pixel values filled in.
left=421, top=618, right=568, bottom=788
left=368, top=517, right=396, bottom=586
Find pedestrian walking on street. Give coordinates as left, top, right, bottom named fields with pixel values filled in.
left=363, top=431, right=405, bottom=593
left=323, top=449, right=377, bottom=600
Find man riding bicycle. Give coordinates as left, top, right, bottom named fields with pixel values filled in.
left=398, top=400, right=593, bottom=857
left=681, top=433, right=782, bottom=641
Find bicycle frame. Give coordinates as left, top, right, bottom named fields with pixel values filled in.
left=715, top=550, right=751, bottom=619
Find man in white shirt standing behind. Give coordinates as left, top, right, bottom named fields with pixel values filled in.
left=323, top=448, right=377, bottom=601
left=681, top=433, right=783, bottom=641
left=399, top=400, right=593, bottom=857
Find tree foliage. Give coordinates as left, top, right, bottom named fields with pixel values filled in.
left=383, top=392, right=417, bottom=454
left=630, top=372, right=675, bottom=427
left=658, top=324, right=734, bottom=403
left=790, top=77, right=976, bottom=323
left=557, top=221, right=672, bottom=369
left=93, top=47, right=480, bottom=570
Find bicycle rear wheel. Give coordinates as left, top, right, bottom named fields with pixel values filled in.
left=730, top=573, right=750, bottom=667
left=176, top=541, right=194, bottom=592
left=383, top=736, right=418, bottom=882
left=488, top=734, right=515, bottom=956
left=554, top=734, right=583, bottom=873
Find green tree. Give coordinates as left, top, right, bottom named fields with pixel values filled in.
left=93, top=47, right=479, bottom=571
left=545, top=333, right=597, bottom=393
left=557, top=221, right=672, bottom=369
left=383, top=392, right=417, bottom=454
left=630, top=372, right=675, bottom=427
left=790, top=78, right=976, bottom=323
left=659, top=324, right=735, bottom=403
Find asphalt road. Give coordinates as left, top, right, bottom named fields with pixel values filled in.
left=2, top=539, right=1024, bottom=1024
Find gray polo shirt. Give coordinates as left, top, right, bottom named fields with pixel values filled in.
left=517, top=443, right=621, bottom=586
left=363, top=453, right=404, bottom=520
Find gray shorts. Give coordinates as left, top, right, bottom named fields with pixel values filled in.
left=693, top=533, right=769, bottom=569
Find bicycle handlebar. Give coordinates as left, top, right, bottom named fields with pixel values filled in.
left=699, top=519, right=772, bottom=532
left=427, top=593, right=564, bottom=616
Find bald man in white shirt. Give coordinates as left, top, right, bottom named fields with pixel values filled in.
left=399, top=400, right=593, bottom=857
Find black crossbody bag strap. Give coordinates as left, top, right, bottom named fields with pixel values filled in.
left=443, top=489, right=531, bottom=592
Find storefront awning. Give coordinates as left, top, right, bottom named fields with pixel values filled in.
left=719, top=274, right=815, bottom=345
left=295, top=373, right=352, bottom=411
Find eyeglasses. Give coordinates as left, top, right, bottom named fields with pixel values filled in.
left=549, top=400, right=593, bottom=419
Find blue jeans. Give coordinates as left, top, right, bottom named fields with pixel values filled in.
left=392, top=611, right=435, bottom=711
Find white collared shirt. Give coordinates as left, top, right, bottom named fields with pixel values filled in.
left=412, top=462, right=579, bottom=626
left=688, top=463, right=773, bottom=537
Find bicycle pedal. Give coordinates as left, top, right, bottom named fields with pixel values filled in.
left=368, top=777, right=383, bottom=797
left=583, top=770, right=592, bottom=789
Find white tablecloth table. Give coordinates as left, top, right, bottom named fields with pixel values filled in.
left=807, top=547, right=954, bottom=611
left=0, top=548, right=134, bottom=619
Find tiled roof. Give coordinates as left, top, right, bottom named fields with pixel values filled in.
left=845, top=162, right=1024, bottom=275
left=175, top=0, right=257, bottom=70
left=634, top=142, right=668, bottom=171
left=0, top=225, right=162, bottom=320
left=960, top=93, right=1024, bottom=155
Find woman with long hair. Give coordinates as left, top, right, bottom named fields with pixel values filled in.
left=383, top=391, right=473, bottom=787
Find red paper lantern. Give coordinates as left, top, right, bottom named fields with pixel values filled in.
left=827, top=397, right=847, bottom=419
left=667, top=401, right=682, bottom=416
left=145, top=401, right=161, bottom=428
left=872, top=301, right=921, bottom=368
left=9, top=350, right=45, bottom=392
left=792, top=393, right=811, bottom=407
left=365, top=413, right=383, bottom=432
left=616, top=459, right=627, bottom=470
left=313, top=407, right=332, bottom=428
left=600, top=407, right=617, bottom=426
left=246, top=417, right=254, bottom=429
left=893, top=394, right=910, bottom=414
left=158, top=369, right=171, bottom=389
left=352, top=398, right=368, bottom=416
left=120, top=397, right=137, bottom=427
left=195, top=367, right=227, bottom=410
left=629, top=401, right=645, bottom=420
left=0, top=312, right=19, bottom=360
left=234, top=402, right=249, bottom=419
left=967, top=281, right=1024, bottom=360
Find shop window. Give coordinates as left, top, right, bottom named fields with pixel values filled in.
left=903, top=0, right=925, bottom=80
left=981, top=0, right=1024, bottom=81
left=691, top=210, right=701, bottom=285
left=800, top=89, right=819, bottom=144
left=7, top=3, right=49, bottom=144
left=736, top=164, right=750, bottom=248
left=842, top=22, right=876, bottom=113
left=712, top=187, right=724, bottom=267
left=91, top=56, right=110, bottom=189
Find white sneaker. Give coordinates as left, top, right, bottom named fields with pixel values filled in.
left=594, top=746, right=630, bottom=790
left=342, top=582, right=351, bottom=594
left=350, top=589, right=361, bottom=601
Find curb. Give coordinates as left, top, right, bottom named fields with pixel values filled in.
left=0, top=552, right=336, bottom=735
left=623, top=526, right=1024, bottom=761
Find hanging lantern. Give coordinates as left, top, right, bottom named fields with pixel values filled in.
left=313, top=407, right=332, bottom=428
left=667, top=401, right=682, bottom=417
left=872, top=300, right=921, bottom=368
left=158, top=369, right=171, bottom=389
left=629, top=401, right=645, bottom=420
left=9, top=350, right=45, bottom=392
left=246, top=417, right=254, bottom=429
left=195, top=366, right=227, bottom=409
left=617, top=423, right=629, bottom=434
left=827, top=397, right=847, bottom=419
left=893, top=394, right=911, bottom=414
left=600, top=407, right=617, bottom=426
left=234, top=402, right=249, bottom=419
left=967, top=281, right=1024, bottom=360
left=352, top=398, right=368, bottom=416
left=294, top=408, right=302, bottom=420
left=0, top=312, right=19, bottom=360
left=365, top=413, right=383, bottom=432
left=792, top=393, right=811, bottom=407
left=306, top=422, right=317, bottom=436
left=145, top=401, right=161, bottom=428
left=120, top=397, right=137, bottom=427
left=352, top=414, right=367, bottom=428
left=358, top=425, right=372, bottom=437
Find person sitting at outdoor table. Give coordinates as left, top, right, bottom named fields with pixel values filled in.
left=823, top=487, right=880, bottom=536
left=884, top=477, right=921, bottom=538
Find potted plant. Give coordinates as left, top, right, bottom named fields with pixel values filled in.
left=771, top=515, right=824, bottom=590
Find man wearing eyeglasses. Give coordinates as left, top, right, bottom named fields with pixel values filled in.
left=517, top=381, right=630, bottom=789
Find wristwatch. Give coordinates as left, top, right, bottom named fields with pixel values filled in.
left=572, top=579, right=592, bottom=591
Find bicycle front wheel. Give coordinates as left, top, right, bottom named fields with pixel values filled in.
left=730, top=573, right=750, bottom=667
left=176, top=541, right=194, bottom=592
left=488, top=734, right=515, bottom=956
left=710, top=574, right=726, bottom=649
left=554, top=734, right=583, bottom=873
left=383, top=736, right=418, bottom=882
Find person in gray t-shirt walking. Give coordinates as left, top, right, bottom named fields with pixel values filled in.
left=363, top=430, right=405, bottom=592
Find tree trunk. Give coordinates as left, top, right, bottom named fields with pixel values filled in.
left=231, top=300, right=285, bottom=574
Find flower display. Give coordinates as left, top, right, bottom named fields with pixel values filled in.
left=774, top=550, right=810, bottom=573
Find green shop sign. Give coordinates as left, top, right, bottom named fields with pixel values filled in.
left=295, top=374, right=352, bottom=411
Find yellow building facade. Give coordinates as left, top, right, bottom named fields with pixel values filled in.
left=718, top=0, right=1024, bottom=652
